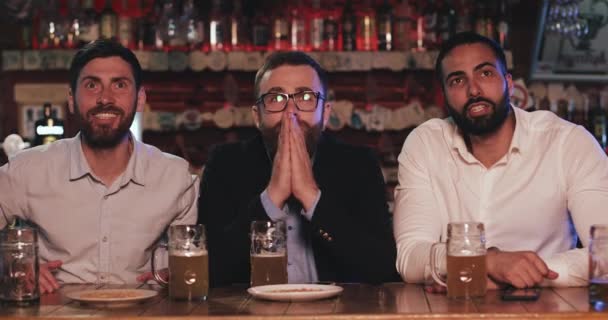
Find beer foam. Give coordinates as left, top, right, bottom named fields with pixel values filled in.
left=251, top=252, right=285, bottom=257
left=171, top=250, right=208, bottom=257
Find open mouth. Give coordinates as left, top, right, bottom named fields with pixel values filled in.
left=467, top=103, right=492, bottom=117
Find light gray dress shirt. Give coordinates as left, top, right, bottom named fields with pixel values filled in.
left=0, top=133, right=198, bottom=284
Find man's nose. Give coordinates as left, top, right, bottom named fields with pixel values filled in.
left=96, top=87, right=115, bottom=105
left=467, top=79, right=482, bottom=98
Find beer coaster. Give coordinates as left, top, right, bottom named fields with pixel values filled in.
left=247, top=284, right=343, bottom=302
left=66, top=289, right=157, bottom=307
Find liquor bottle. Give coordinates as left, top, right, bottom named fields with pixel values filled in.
left=496, top=0, right=510, bottom=49
left=588, top=93, right=607, bottom=149
left=79, top=0, right=100, bottom=46
left=357, top=2, right=377, bottom=51
left=377, top=0, right=393, bottom=51
left=34, top=103, right=64, bottom=146
left=341, top=0, right=357, bottom=51
left=39, top=0, right=64, bottom=49
left=183, top=0, right=205, bottom=51
left=290, top=1, right=307, bottom=51
left=230, top=0, right=250, bottom=51
left=65, top=0, right=82, bottom=49
left=209, top=0, right=227, bottom=51
left=324, top=7, right=339, bottom=51
left=251, top=3, right=270, bottom=51
left=454, top=0, right=473, bottom=34
left=135, top=0, right=157, bottom=50
left=393, top=0, right=417, bottom=51
left=436, top=0, right=456, bottom=46
left=117, top=0, right=134, bottom=48
left=100, top=0, right=118, bottom=40
left=272, top=1, right=289, bottom=50
left=309, top=0, right=324, bottom=51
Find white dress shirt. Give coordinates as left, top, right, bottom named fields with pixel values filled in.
left=393, top=107, right=608, bottom=287
left=0, top=133, right=198, bottom=284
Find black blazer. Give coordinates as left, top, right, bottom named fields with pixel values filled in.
left=198, top=133, right=400, bottom=286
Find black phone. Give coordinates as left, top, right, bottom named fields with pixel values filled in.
left=501, top=287, right=541, bottom=301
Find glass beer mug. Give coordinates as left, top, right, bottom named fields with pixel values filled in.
left=0, top=226, right=40, bottom=305
left=151, top=225, right=208, bottom=301
left=589, top=224, right=608, bottom=310
left=250, top=220, right=287, bottom=287
left=430, top=222, right=487, bottom=299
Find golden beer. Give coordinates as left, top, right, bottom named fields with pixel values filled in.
left=168, top=251, right=208, bottom=300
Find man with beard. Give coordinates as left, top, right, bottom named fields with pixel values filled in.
left=393, top=32, right=608, bottom=290
left=198, top=51, right=399, bottom=286
left=0, top=39, right=198, bottom=293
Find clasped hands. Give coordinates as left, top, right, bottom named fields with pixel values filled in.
left=267, top=112, right=319, bottom=212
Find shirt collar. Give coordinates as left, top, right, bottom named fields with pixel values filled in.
left=68, top=132, right=145, bottom=186
left=449, top=104, right=524, bottom=162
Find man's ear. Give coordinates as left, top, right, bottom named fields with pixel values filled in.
left=67, top=88, right=75, bottom=114
left=505, top=73, right=514, bottom=97
left=251, top=105, right=261, bottom=129
left=136, top=86, right=147, bottom=112
left=321, top=101, right=332, bottom=129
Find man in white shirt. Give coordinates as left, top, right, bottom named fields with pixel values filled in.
left=0, top=39, right=197, bottom=293
left=393, top=32, right=608, bottom=290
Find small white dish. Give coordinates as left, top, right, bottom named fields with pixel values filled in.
left=247, top=284, right=343, bottom=302
left=66, top=288, right=157, bottom=307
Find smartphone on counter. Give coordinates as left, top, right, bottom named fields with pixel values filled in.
left=501, top=287, right=541, bottom=301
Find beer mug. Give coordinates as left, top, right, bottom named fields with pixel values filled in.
left=0, top=226, right=40, bottom=305
left=430, top=222, right=487, bottom=299
left=250, top=220, right=287, bottom=287
left=151, top=225, right=208, bottom=300
left=590, top=224, right=608, bottom=310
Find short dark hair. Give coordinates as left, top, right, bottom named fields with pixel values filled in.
left=254, top=51, right=328, bottom=99
left=69, top=39, right=142, bottom=93
left=435, top=32, right=507, bottom=85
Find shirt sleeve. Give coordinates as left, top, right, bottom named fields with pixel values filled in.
left=300, top=190, right=321, bottom=221
left=260, top=189, right=288, bottom=221
left=393, top=129, right=444, bottom=283
left=172, top=172, right=199, bottom=226
left=551, top=125, right=608, bottom=287
left=0, top=161, right=27, bottom=229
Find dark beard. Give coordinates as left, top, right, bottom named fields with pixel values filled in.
left=446, top=89, right=511, bottom=136
left=260, top=117, right=323, bottom=160
left=75, top=100, right=136, bottom=149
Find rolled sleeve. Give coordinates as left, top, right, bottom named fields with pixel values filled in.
left=300, top=190, right=321, bottom=221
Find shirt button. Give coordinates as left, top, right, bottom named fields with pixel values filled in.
left=103, top=195, right=109, bottom=200
left=288, top=226, right=293, bottom=231
left=102, top=236, right=108, bottom=242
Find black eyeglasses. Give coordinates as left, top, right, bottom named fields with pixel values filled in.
left=256, top=91, right=325, bottom=113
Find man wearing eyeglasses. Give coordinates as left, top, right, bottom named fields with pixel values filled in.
left=198, top=51, right=399, bottom=286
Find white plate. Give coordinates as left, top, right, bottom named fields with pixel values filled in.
left=247, top=284, right=343, bottom=302
left=66, top=289, right=158, bottom=307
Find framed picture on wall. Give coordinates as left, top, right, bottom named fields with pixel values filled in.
left=530, top=0, right=608, bottom=82
left=18, top=104, right=66, bottom=141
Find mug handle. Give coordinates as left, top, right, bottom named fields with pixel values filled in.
left=430, top=242, right=447, bottom=288
left=151, top=242, right=168, bottom=287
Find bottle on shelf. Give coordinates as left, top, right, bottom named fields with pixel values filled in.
left=393, top=0, right=417, bottom=51
left=357, top=0, right=377, bottom=51
left=117, top=0, right=135, bottom=48
left=377, top=0, right=393, bottom=51
left=309, top=0, right=324, bottom=51
left=38, top=0, right=64, bottom=49
left=65, top=0, right=82, bottom=49
left=436, top=0, right=456, bottom=46
left=209, top=0, right=228, bottom=51
left=290, top=1, right=307, bottom=51
left=230, top=0, right=250, bottom=51
left=454, top=0, right=473, bottom=34
left=271, top=0, right=289, bottom=51
left=341, top=0, right=357, bottom=51
left=420, top=0, right=438, bottom=50
left=183, top=0, right=206, bottom=51
left=496, top=0, right=510, bottom=49
left=324, top=6, right=339, bottom=51
left=100, top=0, right=118, bottom=40
left=251, top=3, right=270, bottom=51
left=79, top=0, right=100, bottom=47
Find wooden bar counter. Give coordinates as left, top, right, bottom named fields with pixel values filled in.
left=1, top=282, right=607, bottom=319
